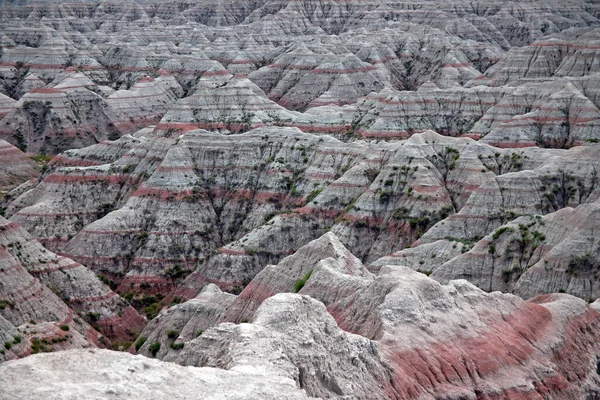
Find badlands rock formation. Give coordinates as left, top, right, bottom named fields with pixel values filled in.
left=129, top=232, right=600, bottom=398
left=4, top=127, right=599, bottom=305
left=0, top=73, right=122, bottom=154
left=10, top=263, right=600, bottom=399
left=0, top=215, right=146, bottom=361
left=431, top=200, right=600, bottom=300
left=1, top=0, right=600, bottom=398
left=0, top=0, right=599, bottom=152
left=0, top=348, right=312, bottom=400
left=0, top=139, right=38, bottom=191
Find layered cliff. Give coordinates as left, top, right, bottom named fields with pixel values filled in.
left=0, top=215, right=146, bottom=361
left=3, top=128, right=599, bottom=310
left=0, top=139, right=38, bottom=191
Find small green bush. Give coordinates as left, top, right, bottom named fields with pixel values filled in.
left=134, top=336, right=147, bottom=352
left=13, top=335, right=21, bottom=344
left=31, top=338, right=53, bottom=354
left=196, top=330, right=204, bottom=338
left=166, top=330, right=178, bottom=339
left=60, top=325, right=70, bottom=331
left=124, top=291, right=134, bottom=302
left=143, top=303, right=160, bottom=320
left=148, top=342, right=160, bottom=357
left=492, top=226, right=514, bottom=240
left=293, top=270, right=313, bottom=293
left=4, top=341, right=12, bottom=350
left=306, top=189, right=322, bottom=203
left=170, top=342, right=184, bottom=350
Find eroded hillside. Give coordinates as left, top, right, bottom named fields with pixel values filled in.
left=1, top=1, right=600, bottom=398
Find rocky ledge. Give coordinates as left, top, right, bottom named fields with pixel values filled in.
left=2, top=267, right=600, bottom=398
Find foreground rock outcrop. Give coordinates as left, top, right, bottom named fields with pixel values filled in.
left=0, top=348, right=312, bottom=400
left=4, top=266, right=600, bottom=398
left=128, top=232, right=600, bottom=398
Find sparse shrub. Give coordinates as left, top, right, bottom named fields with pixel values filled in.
left=353, top=220, right=368, bottom=228
left=170, top=297, right=184, bottom=307
left=110, top=341, right=132, bottom=352
left=170, top=342, right=184, bottom=350
left=293, top=270, right=313, bottom=293
left=96, top=203, right=115, bottom=219
left=263, top=212, right=277, bottom=223
left=143, top=303, right=160, bottom=320
left=86, top=311, right=100, bottom=324
left=230, top=285, right=243, bottom=295
left=123, top=164, right=136, bottom=173
left=134, top=336, right=147, bottom=352
left=148, top=342, right=160, bottom=357
left=492, top=227, right=514, bottom=240
left=363, top=168, right=379, bottom=182
left=60, top=325, right=70, bottom=331
left=306, top=189, right=322, bottom=203
left=167, top=330, right=179, bottom=339
left=31, top=338, right=53, bottom=354
left=378, top=190, right=392, bottom=203
left=0, top=299, right=15, bottom=310
left=165, top=264, right=190, bottom=285
left=566, top=253, right=598, bottom=274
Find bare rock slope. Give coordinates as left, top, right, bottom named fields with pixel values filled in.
left=0, top=139, right=38, bottom=191
left=0, top=348, right=312, bottom=400
left=0, top=215, right=145, bottom=361
left=126, top=233, right=600, bottom=398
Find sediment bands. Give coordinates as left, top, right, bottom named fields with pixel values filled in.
left=1, top=0, right=600, bottom=398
